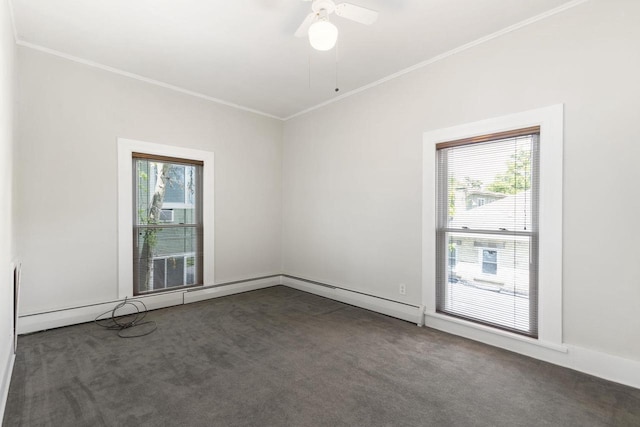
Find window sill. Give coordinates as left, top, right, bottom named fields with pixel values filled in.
left=424, top=310, right=568, bottom=354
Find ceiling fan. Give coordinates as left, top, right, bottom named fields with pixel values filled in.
left=295, top=0, right=378, bottom=51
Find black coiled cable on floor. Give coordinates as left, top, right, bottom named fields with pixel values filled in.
left=94, top=297, right=157, bottom=338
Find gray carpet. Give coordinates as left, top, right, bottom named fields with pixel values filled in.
left=4, top=286, right=640, bottom=426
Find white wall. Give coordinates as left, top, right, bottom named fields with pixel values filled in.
left=282, top=0, right=640, bottom=362
left=0, top=0, right=16, bottom=416
left=15, top=47, right=283, bottom=315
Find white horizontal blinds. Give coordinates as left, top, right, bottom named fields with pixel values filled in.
left=435, top=128, right=540, bottom=337
left=133, top=155, right=204, bottom=295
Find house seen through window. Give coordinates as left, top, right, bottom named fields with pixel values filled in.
left=436, top=127, right=539, bottom=337
left=133, top=153, right=203, bottom=295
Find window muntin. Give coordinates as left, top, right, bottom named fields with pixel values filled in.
left=436, top=130, right=539, bottom=337
left=133, top=156, right=203, bottom=295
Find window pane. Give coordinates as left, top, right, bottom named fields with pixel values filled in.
left=164, top=166, right=186, bottom=204
left=185, top=256, right=196, bottom=285
left=135, top=160, right=198, bottom=225
left=134, top=226, right=202, bottom=293
left=152, top=258, right=165, bottom=290
left=444, top=136, right=534, bottom=232
left=166, top=256, right=185, bottom=288
left=439, top=231, right=534, bottom=334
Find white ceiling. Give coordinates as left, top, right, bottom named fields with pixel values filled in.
left=11, top=0, right=578, bottom=119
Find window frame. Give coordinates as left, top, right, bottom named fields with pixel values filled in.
left=436, top=130, right=540, bottom=337
left=422, top=105, right=564, bottom=349
left=118, top=138, right=214, bottom=299
left=133, top=155, right=203, bottom=295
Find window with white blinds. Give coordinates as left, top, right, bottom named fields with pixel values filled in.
left=435, top=127, right=540, bottom=337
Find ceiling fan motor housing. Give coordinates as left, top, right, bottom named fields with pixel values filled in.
left=312, top=0, right=336, bottom=15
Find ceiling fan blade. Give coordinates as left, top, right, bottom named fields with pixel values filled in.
left=335, top=3, right=378, bottom=25
left=295, top=13, right=316, bottom=37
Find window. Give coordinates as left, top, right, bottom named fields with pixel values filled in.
left=423, top=105, right=563, bottom=349
left=118, top=138, right=214, bottom=300
left=435, top=127, right=539, bottom=337
left=481, top=249, right=497, bottom=275
left=448, top=245, right=458, bottom=268
left=133, top=153, right=203, bottom=295
left=159, top=209, right=174, bottom=223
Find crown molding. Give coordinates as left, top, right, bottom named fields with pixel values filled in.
left=15, top=40, right=283, bottom=121
left=283, top=0, right=589, bottom=121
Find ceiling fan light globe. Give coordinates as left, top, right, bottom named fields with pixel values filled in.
left=308, top=21, right=338, bottom=51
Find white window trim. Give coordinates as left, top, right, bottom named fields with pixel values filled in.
left=118, top=138, right=215, bottom=299
left=422, top=104, right=564, bottom=349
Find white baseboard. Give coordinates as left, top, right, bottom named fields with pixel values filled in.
left=183, top=276, right=281, bottom=304
left=423, top=311, right=640, bottom=390
left=563, top=344, right=640, bottom=390
left=18, top=291, right=184, bottom=334
left=282, top=276, right=421, bottom=324
left=17, top=276, right=281, bottom=335
left=283, top=276, right=640, bottom=390
left=0, top=342, right=15, bottom=423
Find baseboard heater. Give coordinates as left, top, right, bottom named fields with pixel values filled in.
left=18, top=274, right=422, bottom=334
left=280, top=274, right=422, bottom=325
left=188, top=274, right=282, bottom=292
left=17, top=275, right=282, bottom=334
